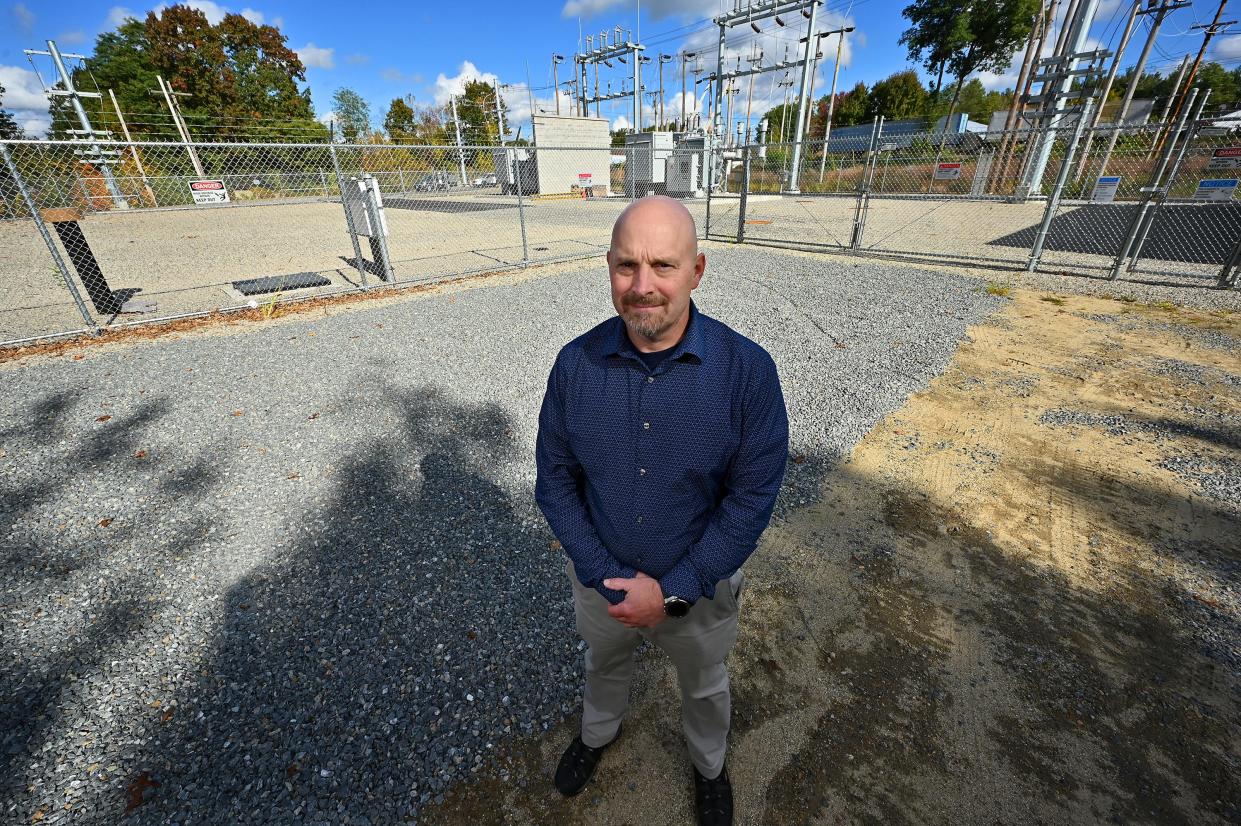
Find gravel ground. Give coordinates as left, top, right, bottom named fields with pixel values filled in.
left=0, top=246, right=1001, bottom=824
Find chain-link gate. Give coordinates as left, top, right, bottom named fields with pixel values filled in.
left=1, top=138, right=715, bottom=347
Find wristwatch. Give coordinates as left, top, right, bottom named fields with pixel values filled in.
left=663, top=595, right=691, bottom=618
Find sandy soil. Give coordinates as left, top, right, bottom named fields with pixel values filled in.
left=420, top=290, right=1240, bottom=825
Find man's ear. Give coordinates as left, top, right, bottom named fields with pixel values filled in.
left=692, top=252, right=706, bottom=287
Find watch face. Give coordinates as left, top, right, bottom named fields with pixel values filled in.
left=664, top=597, right=690, bottom=618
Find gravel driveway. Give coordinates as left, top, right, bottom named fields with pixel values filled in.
left=0, top=245, right=1000, bottom=824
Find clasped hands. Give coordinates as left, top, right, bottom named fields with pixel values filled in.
left=603, top=571, right=667, bottom=629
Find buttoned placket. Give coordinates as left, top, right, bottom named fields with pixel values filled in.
left=633, top=363, right=655, bottom=566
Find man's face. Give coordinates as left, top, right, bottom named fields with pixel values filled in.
left=607, top=202, right=705, bottom=343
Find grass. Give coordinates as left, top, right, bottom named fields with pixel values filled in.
left=1039, top=295, right=1066, bottom=306
left=985, top=282, right=1012, bottom=298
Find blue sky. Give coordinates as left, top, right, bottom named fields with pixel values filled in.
left=3, top=0, right=1239, bottom=137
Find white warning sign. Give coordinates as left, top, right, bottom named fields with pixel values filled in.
left=188, top=179, right=229, bottom=204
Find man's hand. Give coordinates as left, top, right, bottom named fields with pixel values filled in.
left=604, top=571, right=667, bottom=628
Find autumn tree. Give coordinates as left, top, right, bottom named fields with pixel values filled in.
left=833, top=82, right=871, bottom=127
left=53, top=6, right=326, bottom=142
left=452, top=80, right=506, bottom=146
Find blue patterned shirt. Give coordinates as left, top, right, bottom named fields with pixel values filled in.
left=536, top=301, right=789, bottom=605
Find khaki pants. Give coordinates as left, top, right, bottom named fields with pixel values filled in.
left=567, top=560, right=744, bottom=778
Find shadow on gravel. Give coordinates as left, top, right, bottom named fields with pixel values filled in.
left=127, top=384, right=581, bottom=823
left=423, top=456, right=1239, bottom=826
left=0, top=387, right=186, bottom=797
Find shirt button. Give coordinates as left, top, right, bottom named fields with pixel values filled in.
left=636, top=515, right=644, bottom=524
left=638, top=468, right=646, bottom=476
left=646, top=376, right=654, bottom=383
left=643, top=421, right=650, bottom=430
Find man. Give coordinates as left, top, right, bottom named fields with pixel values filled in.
left=535, top=196, right=788, bottom=826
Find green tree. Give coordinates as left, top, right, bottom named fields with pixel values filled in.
left=0, top=82, right=22, bottom=139
left=453, top=79, right=506, bottom=146
left=384, top=97, right=416, bottom=142
left=900, top=0, right=1039, bottom=130
left=332, top=88, right=371, bottom=142
left=868, top=70, right=929, bottom=120
left=834, top=82, right=870, bottom=127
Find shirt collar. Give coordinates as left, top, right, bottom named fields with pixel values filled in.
left=607, top=300, right=705, bottom=364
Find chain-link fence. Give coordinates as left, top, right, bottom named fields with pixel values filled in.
left=712, top=114, right=1241, bottom=290
left=3, top=117, right=1236, bottom=347
left=0, top=138, right=711, bottom=346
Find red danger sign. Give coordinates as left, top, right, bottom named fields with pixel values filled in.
left=190, top=180, right=225, bottom=191
left=1214, top=147, right=1241, bottom=158
left=933, top=162, right=963, bottom=180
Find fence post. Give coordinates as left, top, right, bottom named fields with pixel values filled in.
left=1026, top=96, right=1096, bottom=273
left=850, top=116, right=882, bottom=250
left=0, top=141, right=97, bottom=331
left=363, top=177, right=395, bottom=283
left=319, top=170, right=329, bottom=197
left=737, top=147, right=751, bottom=243
left=513, top=147, right=529, bottom=264
left=1219, top=236, right=1241, bottom=289
left=329, top=142, right=369, bottom=288
left=1126, top=89, right=1210, bottom=273
left=704, top=142, right=714, bottom=238
left=1108, top=87, right=1199, bottom=280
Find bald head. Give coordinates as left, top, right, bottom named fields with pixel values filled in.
left=606, top=196, right=706, bottom=351
left=610, top=195, right=699, bottom=255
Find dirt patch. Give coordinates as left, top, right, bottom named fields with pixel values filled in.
left=421, top=291, right=1239, bottom=825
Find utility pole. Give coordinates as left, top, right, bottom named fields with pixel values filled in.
left=788, top=0, right=820, bottom=193
left=991, top=0, right=1057, bottom=193
left=744, top=47, right=763, bottom=143
left=1163, top=0, right=1234, bottom=144
left=1072, top=0, right=1142, bottom=181
left=552, top=54, right=565, bottom=116
left=658, top=54, right=673, bottom=129
left=108, top=88, right=155, bottom=203
left=151, top=75, right=205, bottom=176
left=1149, top=55, right=1190, bottom=152
left=1095, top=0, right=1191, bottom=177
left=680, top=51, right=696, bottom=131
left=1023, top=0, right=1102, bottom=194
left=450, top=94, right=468, bottom=186
left=493, top=80, right=507, bottom=142
left=817, top=26, right=853, bottom=183
left=25, top=39, right=128, bottom=209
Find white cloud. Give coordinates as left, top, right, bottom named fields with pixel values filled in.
left=433, top=60, right=501, bottom=105
left=240, top=7, right=264, bottom=24
left=297, top=43, right=336, bottom=70
left=106, top=6, right=137, bottom=27
left=0, top=65, right=47, bottom=111
left=11, top=2, right=35, bottom=32
left=1216, top=34, right=1241, bottom=61
left=0, top=65, right=50, bottom=137
left=563, top=0, right=716, bottom=19
left=611, top=114, right=631, bottom=130
left=58, top=31, right=88, bottom=45
left=346, top=54, right=371, bottom=65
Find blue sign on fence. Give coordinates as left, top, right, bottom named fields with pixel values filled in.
left=1194, top=179, right=1239, bottom=201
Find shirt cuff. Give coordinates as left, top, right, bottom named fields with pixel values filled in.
left=596, top=563, right=638, bottom=605
left=657, top=556, right=708, bottom=605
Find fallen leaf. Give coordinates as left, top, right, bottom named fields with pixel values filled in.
left=286, top=763, right=300, bottom=778
left=99, top=518, right=113, bottom=528
left=96, top=415, right=111, bottom=422
left=466, top=630, right=477, bottom=640
left=549, top=540, right=562, bottom=551
left=287, top=473, right=300, bottom=480
left=834, top=341, right=847, bottom=349
left=308, top=412, right=320, bottom=420
left=231, top=410, right=244, bottom=417
left=32, top=807, right=46, bottom=821
left=160, top=709, right=174, bottom=722
left=792, top=455, right=806, bottom=465
left=72, top=354, right=84, bottom=361
left=124, top=772, right=159, bottom=813
left=134, top=450, right=147, bottom=459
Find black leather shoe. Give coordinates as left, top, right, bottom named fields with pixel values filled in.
left=554, top=725, right=621, bottom=797
left=693, top=762, right=733, bottom=826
